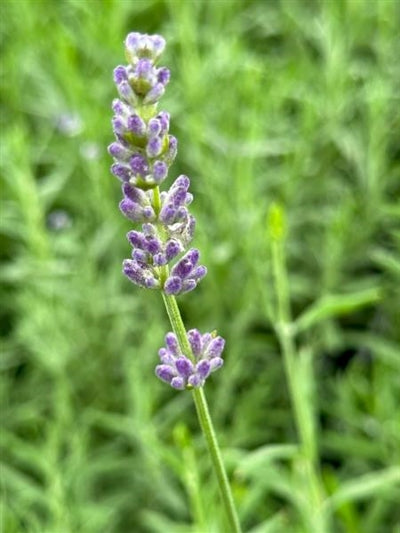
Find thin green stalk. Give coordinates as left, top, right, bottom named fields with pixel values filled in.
left=269, top=204, right=330, bottom=533
left=161, top=292, right=242, bottom=533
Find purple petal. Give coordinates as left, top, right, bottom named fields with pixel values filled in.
left=127, top=114, right=146, bottom=136
left=210, top=357, right=224, bottom=372
left=171, top=376, right=186, bottom=390
left=127, top=230, right=146, bottom=248
left=158, top=349, right=175, bottom=365
left=157, top=67, right=170, bottom=86
left=155, top=364, right=175, bottom=384
left=144, top=236, right=162, bottom=255
left=132, top=249, right=147, bottom=263
left=159, top=204, right=176, bottom=225
left=153, top=253, right=167, bottom=266
left=152, top=161, right=168, bottom=183
left=148, top=118, right=161, bottom=137
left=188, top=374, right=204, bottom=388
left=125, top=32, right=141, bottom=53
left=112, top=98, right=128, bottom=116
left=205, top=337, right=225, bottom=358
left=122, top=259, right=149, bottom=287
left=165, top=240, right=183, bottom=261
left=196, top=360, right=211, bottom=379
left=112, top=116, right=126, bottom=136
left=170, top=256, right=194, bottom=279
left=175, top=357, right=194, bottom=378
left=164, top=276, right=183, bottom=295
left=187, top=329, right=202, bottom=357
left=119, top=198, right=145, bottom=222
left=117, top=81, right=137, bottom=104
left=135, top=58, right=153, bottom=79
left=111, top=163, right=131, bottom=182
left=130, top=154, right=149, bottom=176
left=151, top=34, right=166, bottom=57
left=144, top=83, right=165, bottom=104
left=108, top=142, right=131, bottom=160
left=113, top=66, right=128, bottom=85
left=146, top=136, right=162, bottom=158
left=157, top=111, right=170, bottom=134
left=192, top=265, right=207, bottom=280
left=165, top=136, right=178, bottom=164
left=181, top=279, right=197, bottom=294
left=165, top=332, right=179, bottom=355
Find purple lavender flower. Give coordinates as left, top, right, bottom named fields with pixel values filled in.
left=155, top=330, right=225, bottom=389
left=109, top=34, right=176, bottom=189
left=164, top=249, right=207, bottom=295
left=110, top=33, right=219, bottom=389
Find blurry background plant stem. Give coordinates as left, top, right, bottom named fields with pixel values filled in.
left=269, top=203, right=331, bottom=532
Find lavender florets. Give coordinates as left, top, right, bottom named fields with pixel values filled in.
left=156, top=330, right=225, bottom=389
left=110, top=33, right=222, bottom=389
left=109, top=33, right=206, bottom=296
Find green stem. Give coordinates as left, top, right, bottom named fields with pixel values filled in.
left=270, top=206, right=329, bottom=532
left=161, top=293, right=242, bottom=533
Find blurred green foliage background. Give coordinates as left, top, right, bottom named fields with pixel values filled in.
left=1, top=0, right=399, bottom=532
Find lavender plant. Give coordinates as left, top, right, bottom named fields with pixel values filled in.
left=109, top=32, right=241, bottom=531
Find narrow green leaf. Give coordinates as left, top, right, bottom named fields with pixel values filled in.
left=294, top=288, right=381, bottom=333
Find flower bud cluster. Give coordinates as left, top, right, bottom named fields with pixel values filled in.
left=156, top=330, right=224, bottom=389
left=109, top=32, right=224, bottom=388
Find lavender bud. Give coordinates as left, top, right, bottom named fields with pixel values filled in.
left=132, top=249, right=147, bottom=263
left=108, top=142, right=131, bottom=160
left=144, top=83, right=165, bottom=104
left=157, top=67, right=170, bottom=86
left=123, top=259, right=159, bottom=289
left=165, top=240, right=183, bottom=261
left=171, top=253, right=196, bottom=279
left=120, top=198, right=144, bottom=221
left=188, top=374, right=204, bottom=388
left=146, top=136, right=162, bottom=158
left=150, top=34, right=166, bottom=59
left=112, top=98, right=129, bottom=116
left=111, top=163, right=131, bottom=182
left=125, top=32, right=166, bottom=62
left=210, top=358, right=224, bottom=371
left=165, top=332, right=179, bottom=355
left=205, top=337, right=225, bottom=358
left=152, top=161, right=168, bottom=183
left=113, top=65, right=128, bottom=84
left=176, top=357, right=194, bottom=378
left=164, top=276, right=183, bottom=295
left=112, top=116, right=127, bottom=136
left=130, top=154, right=149, bottom=176
left=155, top=364, right=175, bottom=384
left=148, top=118, right=161, bottom=137
left=171, top=377, right=186, bottom=390
left=117, top=80, right=138, bottom=105
left=196, top=360, right=211, bottom=379
left=164, top=135, right=178, bottom=165
left=157, top=111, right=170, bottom=134
left=181, top=279, right=197, bottom=293
left=127, top=230, right=146, bottom=248
left=127, top=114, right=146, bottom=136
left=188, top=329, right=202, bottom=357
left=153, top=253, right=167, bottom=266
left=144, top=236, right=162, bottom=255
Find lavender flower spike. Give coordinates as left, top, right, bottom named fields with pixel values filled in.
left=109, top=33, right=212, bottom=374
left=109, top=33, right=240, bottom=533
left=109, top=34, right=175, bottom=189
left=156, top=330, right=225, bottom=389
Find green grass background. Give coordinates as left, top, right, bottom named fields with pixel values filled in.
left=1, top=0, right=399, bottom=532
